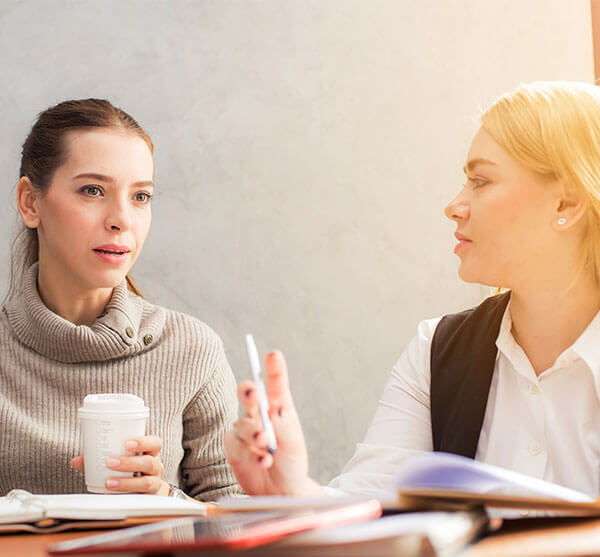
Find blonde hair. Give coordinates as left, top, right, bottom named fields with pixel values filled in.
left=481, top=81, right=600, bottom=286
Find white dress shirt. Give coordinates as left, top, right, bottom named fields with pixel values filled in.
left=328, top=302, right=600, bottom=501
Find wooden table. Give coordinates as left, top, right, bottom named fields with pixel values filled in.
left=466, top=516, right=600, bottom=557
left=0, top=530, right=98, bottom=557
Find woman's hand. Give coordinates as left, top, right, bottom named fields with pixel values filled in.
left=224, top=350, right=323, bottom=496
left=70, top=435, right=170, bottom=496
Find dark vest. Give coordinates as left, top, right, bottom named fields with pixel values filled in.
left=430, top=291, right=511, bottom=458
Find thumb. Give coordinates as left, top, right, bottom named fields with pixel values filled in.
left=71, top=455, right=85, bottom=472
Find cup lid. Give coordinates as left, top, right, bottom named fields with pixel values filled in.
left=79, top=393, right=149, bottom=414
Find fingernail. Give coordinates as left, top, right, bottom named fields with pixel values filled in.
left=106, top=458, right=120, bottom=468
left=125, top=440, right=138, bottom=451
left=245, top=389, right=252, bottom=397
left=106, top=479, right=119, bottom=488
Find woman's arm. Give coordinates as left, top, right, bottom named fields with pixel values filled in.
left=180, top=341, right=242, bottom=501
left=225, top=318, right=439, bottom=496
left=328, top=317, right=439, bottom=494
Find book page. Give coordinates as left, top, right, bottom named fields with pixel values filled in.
left=0, top=497, right=43, bottom=524
left=0, top=492, right=207, bottom=523
left=395, top=453, right=594, bottom=502
left=43, top=494, right=208, bottom=519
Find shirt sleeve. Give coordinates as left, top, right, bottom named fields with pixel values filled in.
left=180, top=340, right=243, bottom=501
left=328, top=317, right=440, bottom=495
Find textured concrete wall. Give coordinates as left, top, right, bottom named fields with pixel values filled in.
left=0, top=0, right=593, bottom=483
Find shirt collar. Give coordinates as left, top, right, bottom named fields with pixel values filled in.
left=570, top=309, right=600, bottom=390
left=495, top=300, right=537, bottom=381
left=496, top=297, right=600, bottom=391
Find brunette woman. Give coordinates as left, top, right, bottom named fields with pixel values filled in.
left=0, top=99, right=239, bottom=500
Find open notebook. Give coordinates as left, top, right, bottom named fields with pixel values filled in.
left=395, top=452, right=600, bottom=515
left=0, top=489, right=209, bottom=533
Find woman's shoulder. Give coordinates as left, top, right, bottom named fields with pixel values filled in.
left=414, top=315, right=444, bottom=343
left=400, top=293, right=509, bottom=363
left=138, top=296, right=224, bottom=355
left=416, top=292, right=510, bottom=341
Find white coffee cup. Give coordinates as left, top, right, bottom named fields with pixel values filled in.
left=78, top=393, right=150, bottom=493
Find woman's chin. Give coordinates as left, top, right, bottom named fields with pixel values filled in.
left=458, top=267, right=504, bottom=290
left=85, top=269, right=129, bottom=290
left=457, top=264, right=491, bottom=285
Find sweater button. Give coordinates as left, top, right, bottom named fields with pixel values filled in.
left=125, top=326, right=135, bottom=338
left=143, top=334, right=153, bottom=346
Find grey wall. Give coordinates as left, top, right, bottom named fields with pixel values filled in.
left=0, top=0, right=593, bottom=483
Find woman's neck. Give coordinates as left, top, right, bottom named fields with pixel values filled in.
left=509, top=273, right=600, bottom=375
left=36, top=262, right=114, bottom=327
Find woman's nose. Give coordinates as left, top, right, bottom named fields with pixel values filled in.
left=444, top=189, right=470, bottom=222
left=105, top=199, right=133, bottom=232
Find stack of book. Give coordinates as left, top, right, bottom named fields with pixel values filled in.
left=5, top=453, right=600, bottom=555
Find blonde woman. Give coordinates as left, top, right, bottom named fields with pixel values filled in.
left=225, top=81, right=600, bottom=498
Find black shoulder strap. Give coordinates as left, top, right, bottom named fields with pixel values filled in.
left=430, top=291, right=511, bottom=458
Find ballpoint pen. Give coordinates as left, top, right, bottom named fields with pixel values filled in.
left=245, top=334, right=278, bottom=454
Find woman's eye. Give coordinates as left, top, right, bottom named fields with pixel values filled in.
left=134, top=192, right=152, bottom=204
left=466, top=176, right=488, bottom=189
left=81, top=185, right=103, bottom=197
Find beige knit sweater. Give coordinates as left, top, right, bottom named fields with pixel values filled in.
left=0, top=263, right=241, bottom=501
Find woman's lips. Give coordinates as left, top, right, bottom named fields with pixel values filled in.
left=454, top=239, right=472, bottom=254
left=92, top=245, right=131, bottom=264
left=453, top=233, right=472, bottom=254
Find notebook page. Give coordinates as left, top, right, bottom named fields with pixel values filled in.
left=39, top=494, right=207, bottom=520
left=396, top=453, right=594, bottom=502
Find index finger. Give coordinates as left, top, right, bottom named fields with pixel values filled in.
left=125, top=435, right=162, bottom=456
left=264, top=350, right=293, bottom=406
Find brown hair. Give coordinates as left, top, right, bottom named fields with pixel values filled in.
left=7, top=98, right=153, bottom=300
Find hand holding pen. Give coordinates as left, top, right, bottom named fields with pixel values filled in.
left=224, top=342, right=323, bottom=496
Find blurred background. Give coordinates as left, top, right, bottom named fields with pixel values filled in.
left=0, top=0, right=593, bottom=483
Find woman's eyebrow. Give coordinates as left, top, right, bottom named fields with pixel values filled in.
left=72, top=172, right=154, bottom=188
left=132, top=181, right=155, bottom=189
left=463, top=158, right=497, bottom=173
left=72, top=172, right=112, bottom=182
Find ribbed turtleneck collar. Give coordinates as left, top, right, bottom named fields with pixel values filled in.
left=4, top=263, right=166, bottom=363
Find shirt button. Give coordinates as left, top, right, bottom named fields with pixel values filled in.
left=528, top=442, right=542, bottom=456
left=528, top=384, right=540, bottom=395
left=125, top=326, right=135, bottom=338
left=143, top=334, right=153, bottom=346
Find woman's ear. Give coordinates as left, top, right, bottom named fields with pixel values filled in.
left=17, top=176, right=41, bottom=229
left=553, top=186, right=586, bottom=231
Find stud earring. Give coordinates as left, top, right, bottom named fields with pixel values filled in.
left=558, top=217, right=566, bottom=226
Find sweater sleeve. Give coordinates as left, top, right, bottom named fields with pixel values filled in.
left=180, top=339, right=243, bottom=501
